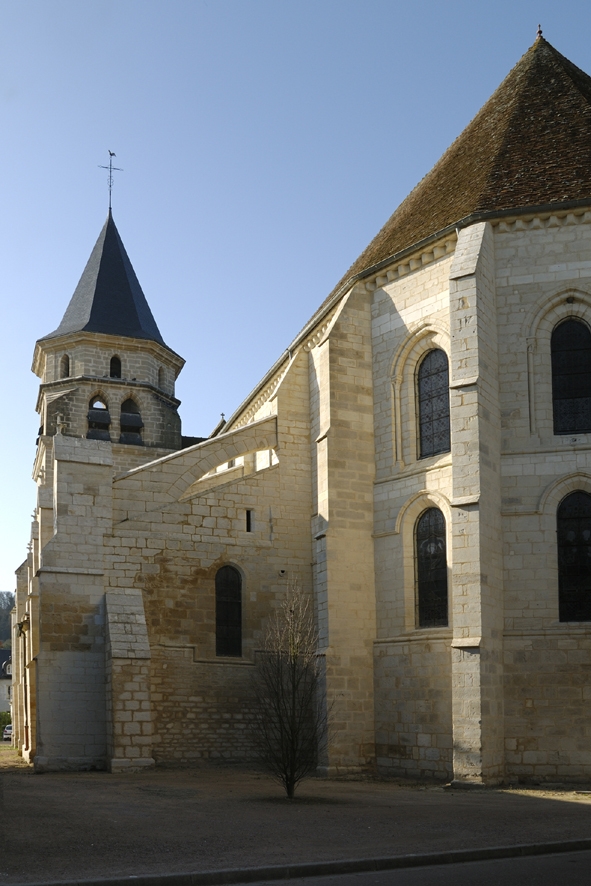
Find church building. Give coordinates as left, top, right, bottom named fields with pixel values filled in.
left=12, top=34, right=591, bottom=785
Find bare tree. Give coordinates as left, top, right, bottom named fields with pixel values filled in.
left=251, top=582, right=328, bottom=798
left=0, top=592, right=14, bottom=644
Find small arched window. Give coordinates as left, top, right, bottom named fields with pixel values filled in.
left=417, top=349, right=450, bottom=459
left=158, top=367, right=165, bottom=389
left=216, top=565, right=242, bottom=656
left=60, top=355, right=70, bottom=379
left=87, top=397, right=111, bottom=441
left=110, top=356, right=122, bottom=379
left=119, top=398, right=143, bottom=445
left=551, top=319, right=591, bottom=434
left=557, top=490, right=591, bottom=622
left=416, top=507, right=448, bottom=628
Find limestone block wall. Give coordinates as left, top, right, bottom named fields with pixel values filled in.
left=447, top=222, right=504, bottom=785
left=32, top=436, right=113, bottom=771
left=39, top=333, right=183, bottom=397
left=371, top=249, right=455, bottom=777
left=11, top=561, right=31, bottom=758
left=374, top=638, right=452, bottom=779
left=494, top=212, right=591, bottom=781
left=105, top=588, right=154, bottom=771
left=40, top=377, right=182, bottom=450
left=308, top=285, right=377, bottom=772
left=108, top=356, right=313, bottom=763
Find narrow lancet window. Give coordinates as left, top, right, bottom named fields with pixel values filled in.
left=557, top=490, right=591, bottom=621
left=110, top=356, right=122, bottom=379
left=551, top=319, right=591, bottom=434
left=60, top=355, right=70, bottom=379
left=87, top=397, right=111, bottom=441
left=119, top=398, right=143, bottom=445
left=417, top=349, right=450, bottom=458
left=416, top=507, right=448, bottom=628
left=215, top=565, right=242, bottom=656
left=158, top=367, right=165, bottom=389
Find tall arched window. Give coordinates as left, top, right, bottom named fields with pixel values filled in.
left=215, top=565, right=242, bottom=656
left=557, top=490, right=591, bottom=621
left=87, top=396, right=111, bottom=441
left=60, top=354, right=70, bottom=379
left=551, top=319, right=591, bottom=434
left=158, top=367, right=165, bottom=389
left=417, top=349, right=450, bottom=459
left=110, top=356, right=122, bottom=379
left=416, top=507, right=448, bottom=628
left=119, top=398, right=143, bottom=445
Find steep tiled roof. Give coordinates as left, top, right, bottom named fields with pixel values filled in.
left=328, top=37, right=591, bottom=299
left=41, top=211, right=167, bottom=347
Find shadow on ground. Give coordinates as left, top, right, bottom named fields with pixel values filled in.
left=1, top=744, right=591, bottom=884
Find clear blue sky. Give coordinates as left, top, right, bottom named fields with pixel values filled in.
left=1, top=0, right=590, bottom=591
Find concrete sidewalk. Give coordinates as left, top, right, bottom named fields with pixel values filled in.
left=2, top=745, right=591, bottom=885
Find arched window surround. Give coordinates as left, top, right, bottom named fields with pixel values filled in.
left=390, top=322, right=451, bottom=470
left=87, top=393, right=111, bottom=441
left=59, top=354, right=70, bottom=379
left=392, top=490, right=453, bottom=633
left=215, top=564, right=243, bottom=657
left=119, top=396, right=143, bottom=445
left=557, top=490, right=591, bottom=622
left=551, top=318, right=591, bottom=435
left=416, top=349, right=451, bottom=459
left=503, top=473, right=591, bottom=628
left=415, top=507, right=449, bottom=628
left=523, top=289, right=591, bottom=440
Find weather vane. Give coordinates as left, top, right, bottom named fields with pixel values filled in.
left=98, top=150, right=123, bottom=210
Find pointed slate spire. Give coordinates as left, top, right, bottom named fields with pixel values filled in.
left=327, top=37, right=591, bottom=301
left=41, top=211, right=167, bottom=347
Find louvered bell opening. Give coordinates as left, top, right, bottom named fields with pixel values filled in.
left=120, top=412, right=143, bottom=432
left=119, top=431, right=144, bottom=445
left=87, top=408, right=111, bottom=441
left=88, top=408, right=111, bottom=427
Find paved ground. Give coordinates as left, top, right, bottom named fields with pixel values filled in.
left=260, top=850, right=591, bottom=886
left=2, top=744, right=591, bottom=885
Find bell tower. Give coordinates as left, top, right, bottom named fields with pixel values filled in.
left=32, top=211, right=186, bottom=465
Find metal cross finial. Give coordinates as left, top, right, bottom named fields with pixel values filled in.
left=537, top=23, right=543, bottom=39
left=98, top=150, right=123, bottom=210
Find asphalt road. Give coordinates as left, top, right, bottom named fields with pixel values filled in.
left=258, top=850, right=591, bottom=885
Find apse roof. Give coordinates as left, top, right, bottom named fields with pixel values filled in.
left=41, top=211, right=168, bottom=348
left=327, top=35, right=591, bottom=301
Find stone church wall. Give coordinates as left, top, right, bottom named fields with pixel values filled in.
left=106, top=352, right=313, bottom=763
left=495, top=215, right=591, bottom=781
left=371, top=251, right=455, bottom=778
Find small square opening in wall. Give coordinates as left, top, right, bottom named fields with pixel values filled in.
left=246, top=509, right=253, bottom=532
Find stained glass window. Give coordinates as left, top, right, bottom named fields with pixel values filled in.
left=551, top=319, right=591, bottom=434
left=416, top=508, right=448, bottom=628
left=417, top=350, right=450, bottom=458
left=216, top=565, right=242, bottom=656
left=557, top=491, right=591, bottom=622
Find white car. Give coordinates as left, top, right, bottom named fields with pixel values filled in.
left=2, top=724, right=12, bottom=741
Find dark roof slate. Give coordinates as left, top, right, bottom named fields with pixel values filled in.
left=327, top=37, right=591, bottom=301
left=41, top=211, right=167, bottom=347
